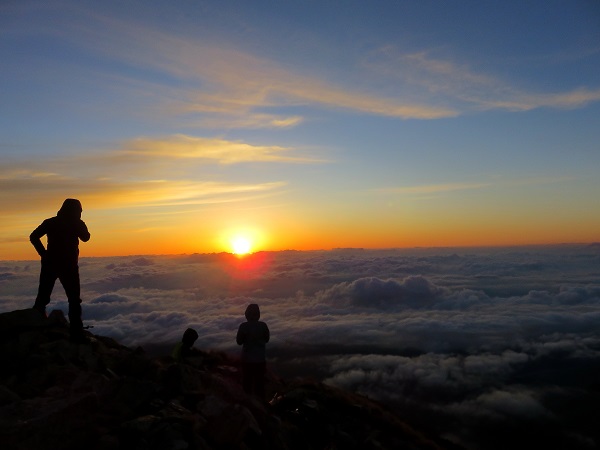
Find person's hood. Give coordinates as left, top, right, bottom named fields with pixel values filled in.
left=182, top=328, right=198, bottom=345
left=57, top=198, right=82, bottom=220
left=245, top=304, right=260, bottom=321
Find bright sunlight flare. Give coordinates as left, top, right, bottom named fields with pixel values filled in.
left=231, top=237, right=252, bottom=255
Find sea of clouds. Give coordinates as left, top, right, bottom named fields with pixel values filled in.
left=2, top=245, right=600, bottom=449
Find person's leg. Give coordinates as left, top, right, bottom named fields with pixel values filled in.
left=242, top=362, right=253, bottom=395
left=254, top=362, right=266, bottom=400
left=59, top=266, right=84, bottom=337
left=33, top=260, right=57, bottom=316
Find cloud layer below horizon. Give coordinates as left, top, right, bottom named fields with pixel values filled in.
left=2, top=246, right=600, bottom=448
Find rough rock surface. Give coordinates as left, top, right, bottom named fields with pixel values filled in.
left=0, top=309, right=453, bottom=450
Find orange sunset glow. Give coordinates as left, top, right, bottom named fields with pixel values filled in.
left=1, top=1, right=599, bottom=261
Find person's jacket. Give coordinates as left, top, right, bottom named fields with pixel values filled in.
left=236, top=304, right=270, bottom=363
left=30, top=199, right=90, bottom=266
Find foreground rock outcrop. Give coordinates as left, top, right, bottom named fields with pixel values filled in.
left=0, top=309, right=450, bottom=450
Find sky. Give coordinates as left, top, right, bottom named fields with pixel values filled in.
left=1, top=0, right=600, bottom=259
left=1, top=246, right=600, bottom=447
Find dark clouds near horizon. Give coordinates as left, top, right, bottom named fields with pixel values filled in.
left=2, top=245, right=600, bottom=449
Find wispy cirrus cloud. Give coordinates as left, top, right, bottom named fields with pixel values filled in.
left=34, top=9, right=458, bottom=125
left=376, top=182, right=491, bottom=195
left=6, top=3, right=600, bottom=130
left=0, top=171, right=287, bottom=213
left=482, top=87, right=600, bottom=111
left=364, top=47, right=600, bottom=112
left=141, top=44, right=458, bottom=121
left=376, top=176, right=573, bottom=196
left=0, top=134, right=316, bottom=215
left=121, top=135, right=323, bottom=164
left=0, top=134, right=319, bottom=176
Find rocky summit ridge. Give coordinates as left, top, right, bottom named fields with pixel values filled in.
left=0, top=308, right=451, bottom=450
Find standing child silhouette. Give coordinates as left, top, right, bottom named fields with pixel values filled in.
left=30, top=198, right=90, bottom=341
left=236, top=304, right=270, bottom=399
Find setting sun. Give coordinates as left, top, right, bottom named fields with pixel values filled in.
left=231, top=237, right=252, bottom=255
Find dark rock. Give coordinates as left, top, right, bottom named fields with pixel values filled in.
left=0, top=309, right=47, bottom=338
left=0, top=308, right=453, bottom=450
left=206, top=403, right=261, bottom=448
left=0, top=384, right=20, bottom=406
left=48, top=309, right=68, bottom=326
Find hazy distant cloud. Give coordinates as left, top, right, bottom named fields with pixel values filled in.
left=454, top=388, right=551, bottom=420
left=90, top=293, right=128, bottom=304
left=316, top=276, right=446, bottom=309
left=325, top=350, right=531, bottom=397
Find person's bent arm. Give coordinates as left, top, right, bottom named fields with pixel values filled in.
left=79, top=221, right=91, bottom=242
left=29, top=223, right=47, bottom=258
left=236, top=325, right=245, bottom=345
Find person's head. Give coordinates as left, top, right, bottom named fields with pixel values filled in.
left=182, top=328, right=199, bottom=347
left=245, top=304, right=261, bottom=321
left=57, top=198, right=83, bottom=220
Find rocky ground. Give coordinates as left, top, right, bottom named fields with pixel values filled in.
left=0, top=308, right=455, bottom=450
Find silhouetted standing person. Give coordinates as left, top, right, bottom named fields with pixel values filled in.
left=236, top=304, right=270, bottom=399
left=30, top=199, right=90, bottom=341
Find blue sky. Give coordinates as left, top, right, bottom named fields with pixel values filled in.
left=1, top=0, right=599, bottom=258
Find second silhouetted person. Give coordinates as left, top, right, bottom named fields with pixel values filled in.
left=236, top=304, right=270, bottom=399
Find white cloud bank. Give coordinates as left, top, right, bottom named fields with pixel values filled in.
left=2, top=245, right=600, bottom=448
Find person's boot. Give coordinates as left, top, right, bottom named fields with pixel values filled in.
left=32, top=302, right=47, bottom=318
left=68, top=299, right=87, bottom=343
left=69, top=324, right=89, bottom=343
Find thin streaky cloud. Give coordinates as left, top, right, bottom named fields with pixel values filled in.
left=364, top=47, right=600, bottom=113
left=377, top=175, right=575, bottom=196
left=377, top=176, right=575, bottom=196
left=0, top=134, right=322, bottom=181
left=500, top=175, right=576, bottom=187
left=190, top=114, right=305, bottom=130
left=377, top=182, right=492, bottom=195
left=127, top=181, right=288, bottom=208
left=126, top=195, right=289, bottom=217
left=123, top=135, right=324, bottom=164
left=0, top=133, right=308, bottom=219
left=480, top=88, right=600, bottom=111
left=0, top=173, right=287, bottom=213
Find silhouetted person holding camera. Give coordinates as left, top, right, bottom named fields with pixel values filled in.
left=236, top=303, right=270, bottom=399
left=30, top=199, right=90, bottom=342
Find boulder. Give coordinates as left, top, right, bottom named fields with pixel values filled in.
left=0, top=309, right=47, bottom=338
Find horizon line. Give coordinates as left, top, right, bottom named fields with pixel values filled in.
left=3, top=241, right=599, bottom=262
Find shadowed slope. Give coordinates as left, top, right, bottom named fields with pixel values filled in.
left=0, top=308, right=456, bottom=450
